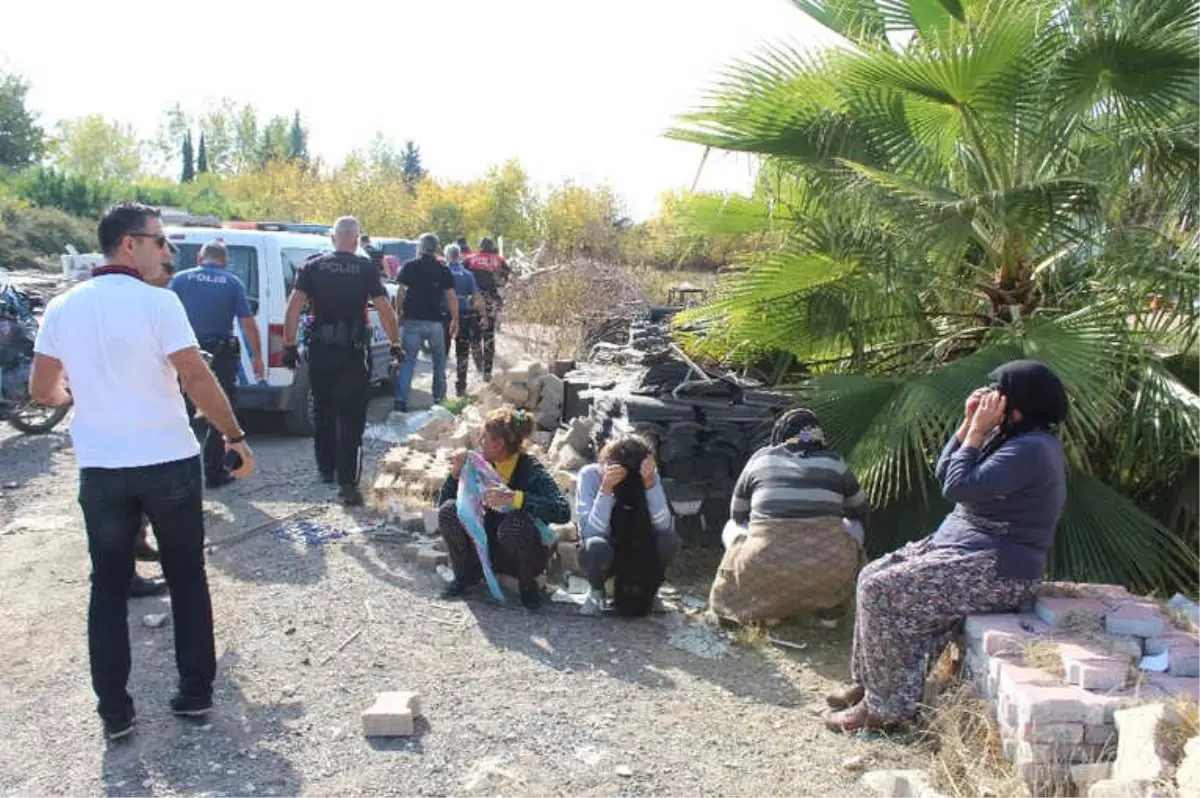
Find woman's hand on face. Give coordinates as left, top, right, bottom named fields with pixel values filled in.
left=964, top=387, right=991, bottom=422
left=640, top=456, right=657, bottom=489
left=483, top=485, right=516, bottom=510
left=600, top=464, right=627, bottom=495
left=969, top=390, right=1007, bottom=434
left=450, top=449, right=468, bottom=479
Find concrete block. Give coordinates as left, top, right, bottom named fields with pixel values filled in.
left=502, top=382, right=530, bottom=406
left=537, top=372, right=565, bottom=402
left=1176, top=737, right=1200, bottom=798
left=1088, top=779, right=1154, bottom=797
left=1035, top=596, right=1108, bottom=629
left=557, top=541, right=581, bottom=574
left=424, top=470, right=449, bottom=495
left=1017, top=721, right=1085, bottom=745
left=1169, top=650, right=1200, bottom=678
left=373, top=472, right=398, bottom=492
left=422, top=508, right=439, bottom=536
left=1146, top=673, right=1200, bottom=701
left=1106, top=603, right=1167, bottom=638
left=553, top=444, right=587, bottom=472
left=399, top=511, right=424, bottom=533
left=1066, top=659, right=1129, bottom=692
left=362, top=691, right=421, bottom=737
left=1084, top=723, right=1116, bottom=747
left=1017, top=685, right=1108, bottom=726
left=416, top=547, right=448, bottom=568
left=1113, top=703, right=1178, bottom=783
left=1071, top=762, right=1112, bottom=793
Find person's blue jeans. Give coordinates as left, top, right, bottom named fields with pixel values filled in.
left=395, top=319, right=447, bottom=406
left=78, top=456, right=215, bottom=722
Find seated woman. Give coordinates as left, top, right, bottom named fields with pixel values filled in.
left=707, top=408, right=868, bottom=625
left=437, top=407, right=571, bottom=611
left=575, top=435, right=680, bottom=616
left=825, top=360, right=1068, bottom=733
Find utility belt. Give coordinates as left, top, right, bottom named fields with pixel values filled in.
left=309, top=319, right=368, bottom=349
left=198, top=336, right=240, bottom=358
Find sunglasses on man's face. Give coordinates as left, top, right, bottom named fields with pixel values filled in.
left=129, top=232, right=169, bottom=249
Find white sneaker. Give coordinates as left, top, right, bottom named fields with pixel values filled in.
left=579, top=588, right=606, bottom=616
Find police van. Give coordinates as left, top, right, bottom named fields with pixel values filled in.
left=162, top=226, right=397, bottom=435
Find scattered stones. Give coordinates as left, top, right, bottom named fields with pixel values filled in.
left=859, top=769, right=947, bottom=798
left=842, top=755, right=867, bottom=771
left=282, top=684, right=298, bottom=698
left=1112, top=703, right=1177, bottom=783
left=362, top=691, right=422, bottom=737
left=142, top=612, right=169, bottom=629
left=667, top=624, right=729, bottom=660
left=574, top=745, right=604, bottom=766
left=615, top=765, right=633, bottom=778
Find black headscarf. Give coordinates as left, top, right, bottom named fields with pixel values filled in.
left=771, top=408, right=826, bottom=454
left=981, top=359, right=1068, bottom=456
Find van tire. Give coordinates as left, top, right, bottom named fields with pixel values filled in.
left=283, top=366, right=315, bottom=437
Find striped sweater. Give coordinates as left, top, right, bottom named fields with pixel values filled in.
left=730, top=445, right=868, bottom=524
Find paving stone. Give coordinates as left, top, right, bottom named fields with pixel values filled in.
left=1035, top=596, right=1108, bottom=629
left=1145, top=673, right=1200, bottom=701
left=1106, top=602, right=1168, bottom=638
left=362, top=691, right=421, bottom=737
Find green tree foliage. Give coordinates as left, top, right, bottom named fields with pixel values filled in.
left=181, top=131, right=195, bottom=183
left=196, top=132, right=208, bottom=174
left=50, top=115, right=142, bottom=183
left=401, top=140, right=425, bottom=191
left=669, top=0, right=1199, bottom=591
left=0, top=71, right=45, bottom=170
left=288, top=110, right=308, bottom=162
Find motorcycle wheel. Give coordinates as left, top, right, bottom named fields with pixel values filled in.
left=8, top=402, right=69, bottom=435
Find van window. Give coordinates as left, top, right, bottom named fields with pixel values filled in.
left=282, top=247, right=330, bottom=294
left=380, top=241, right=418, bottom=262
left=172, top=244, right=260, bottom=300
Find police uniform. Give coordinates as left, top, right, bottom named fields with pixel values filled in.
left=169, top=261, right=253, bottom=486
left=293, top=251, right=387, bottom=491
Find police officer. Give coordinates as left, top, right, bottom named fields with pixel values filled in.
left=464, top=236, right=511, bottom=381
left=169, top=239, right=264, bottom=488
left=282, top=216, right=402, bottom=506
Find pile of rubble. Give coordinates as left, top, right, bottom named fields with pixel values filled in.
left=961, top=583, right=1199, bottom=794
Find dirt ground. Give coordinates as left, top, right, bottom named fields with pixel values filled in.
left=0, top=331, right=932, bottom=797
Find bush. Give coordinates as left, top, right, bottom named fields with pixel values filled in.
left=0, top=196, right=96, bottom=269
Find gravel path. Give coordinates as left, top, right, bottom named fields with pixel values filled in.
left=0, top=338, right=931, bottom=796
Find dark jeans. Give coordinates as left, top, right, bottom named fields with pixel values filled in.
left=577, top=529, right=681, bottom=590
left=438, top=501, right=548, bottom=590
left=185, top=344, right=239, bottom=481
left=443, top=314, right=483, bottom=396
left=78, top=456, right=215, bottom=722
left=478, top=312, right=497, bottom=380
left=308, top=343, right=369, bottom=487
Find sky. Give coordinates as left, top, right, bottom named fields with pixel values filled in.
left=0, top=0, right=838, bottom=220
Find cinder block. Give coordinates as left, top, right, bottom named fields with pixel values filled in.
left=1105, top=603, right=1167, bottom=638
left=362, top=691, right=421, bottom=737
left=1062, top=656, right=1129, bottom=692
left=1035, top=596, right=1108, bottom=628
left=423, top=508, right=439, bottom=536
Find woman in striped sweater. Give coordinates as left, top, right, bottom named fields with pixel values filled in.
left=708, top=408, right=868, bottom=624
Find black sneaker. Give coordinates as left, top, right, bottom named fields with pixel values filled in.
left=103, top=713, right=136, bottom=741
left=440, top=578, right=478, bottom=599
left=519, top=587, right=541, bottom=613
left=129, top=574, right=168, bottom=598
left=338, top=485, right=364, bottom=507
left=170, top=693, right=212, bottom=717
left=393, top=401, right=408, bottom=413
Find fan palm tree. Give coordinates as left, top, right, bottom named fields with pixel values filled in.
left=668, top=0, right=1199, bottom=592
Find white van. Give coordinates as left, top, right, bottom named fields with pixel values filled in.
left=164, top=226, right=396, bottom=435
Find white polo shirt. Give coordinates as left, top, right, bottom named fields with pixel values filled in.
left=34, top=273, right=202, bottom=469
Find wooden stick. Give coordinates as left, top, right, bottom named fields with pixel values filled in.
left=319, top=627, right=363, bottom=666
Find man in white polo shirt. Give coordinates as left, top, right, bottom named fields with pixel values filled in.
left=30, top=202, right=256, bottom=742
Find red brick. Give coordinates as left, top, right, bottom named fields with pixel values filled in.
left=1069, top=660, right=1129, bottom=691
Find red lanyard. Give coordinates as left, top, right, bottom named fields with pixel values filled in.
left=91, top=265, right=144, bottom=281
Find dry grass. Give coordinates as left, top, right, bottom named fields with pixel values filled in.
left=1058, top=610, right=1106, bottom=637
left=922, top=682, right=1032, bottom=798
left=1160, top=696, right=1200, bottom=765
left=1023, top=641, right=1067, bottom=680
left=730, top=622, right=769, bottom=649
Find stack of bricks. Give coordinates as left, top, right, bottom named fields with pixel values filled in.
left=963, top=582, right=1200, bottom=791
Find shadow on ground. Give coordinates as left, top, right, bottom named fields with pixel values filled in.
left=99, top=649, right=303, bottom=797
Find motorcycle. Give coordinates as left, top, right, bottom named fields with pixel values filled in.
left=0, top=268, right=70, bottom=435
